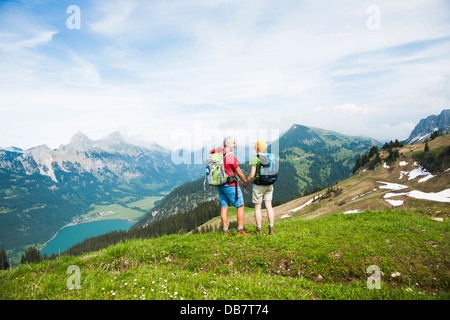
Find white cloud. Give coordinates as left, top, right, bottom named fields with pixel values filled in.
left=88, top=0, right=136, bottom=36
left=0, top=30, right=58, bottom=50
left=333, top=104, right=370, bottom=116
left=0, top=0, right=449, bottom=149
left=330, top=68, right=373, bottom=77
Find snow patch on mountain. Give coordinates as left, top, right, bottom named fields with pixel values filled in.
left=379, top=182, right=450, bottom=204
left=397, top=162, right=435, bottom=183
left=377, top=181, right=408, bottom=191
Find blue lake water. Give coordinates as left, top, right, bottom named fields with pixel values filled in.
left=41, top=219, right=134, bottom=256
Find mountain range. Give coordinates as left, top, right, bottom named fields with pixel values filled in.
left=0, top=132, right=203, bottom=255
left=1, top=109, right=449, bottom=260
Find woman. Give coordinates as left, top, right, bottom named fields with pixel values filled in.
left=243, top=140, right=275, bottom=235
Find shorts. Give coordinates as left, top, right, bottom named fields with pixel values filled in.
left=217, top=185, right=244, bottom=208
left=252, top=184, right=274, bottom=204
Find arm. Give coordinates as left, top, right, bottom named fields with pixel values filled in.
left=227, top=153, right=247, bottom=184
left=246, top=166, right=257, bottom=185
left=234, top=166, right=247, bottom=184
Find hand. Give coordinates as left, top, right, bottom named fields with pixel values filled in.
left=243, top=181, right=249, bottom=189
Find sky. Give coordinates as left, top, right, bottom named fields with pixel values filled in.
left=1, top=0, right=449, bottom=151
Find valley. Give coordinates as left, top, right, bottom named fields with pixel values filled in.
left=5, top=195, right=163, bottom=265
left=0, top=131, right=200, bottom=264
left=72, top=195, right=162, bottom=225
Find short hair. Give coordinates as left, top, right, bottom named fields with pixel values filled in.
left=223, top=136, right=233, bottom=147
left=255, top=140, right=267, bottom=153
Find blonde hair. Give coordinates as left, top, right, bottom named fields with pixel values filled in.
left=254, top=140, right=267, bottom=153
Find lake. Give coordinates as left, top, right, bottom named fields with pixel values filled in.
left=41, top=219, right=134, bottom=256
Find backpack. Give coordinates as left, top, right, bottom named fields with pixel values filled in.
left=205, top=147, right=229, bottom=187
left=204, top=147, right=239, bottom=199
left=254, top=153, right=278, bottom=185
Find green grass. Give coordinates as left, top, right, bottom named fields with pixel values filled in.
left=1, top=209, right=448, bottom=300
left=126, top=196, right=162, bottom=211
left=85, top=204, right=145, bottom=222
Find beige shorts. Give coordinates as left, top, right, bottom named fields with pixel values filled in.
left=252, top=184, right=274, bottom=204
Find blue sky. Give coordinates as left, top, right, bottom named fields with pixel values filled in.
left=1, top=0, right=449, bottom=150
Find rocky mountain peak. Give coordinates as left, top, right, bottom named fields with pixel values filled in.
left=405, top=109, right=449, bottom=144
left=62, top=132, right=94, bottom=153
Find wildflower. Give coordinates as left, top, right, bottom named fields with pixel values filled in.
left=142, top=287, right=145, bottom=290
left=391, top=271, right=401, bottom=278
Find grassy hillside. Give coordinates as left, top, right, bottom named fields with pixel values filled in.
left=261, top=134, right=450, bottom=223
left=1, top=209, right=448, bottom=300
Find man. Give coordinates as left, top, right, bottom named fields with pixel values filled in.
left=218, top=137, right=249, bottom=236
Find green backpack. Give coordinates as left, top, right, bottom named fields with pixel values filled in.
left=204, top=148, right=238, bottom=199
left=205, top=151, right=229, bottom=186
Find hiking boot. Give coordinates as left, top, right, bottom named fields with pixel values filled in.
left=237, top=228, right=249, bottom=236
left=223, top=230, right=232, bottom=236
left=255, top=228, right=263, bottom=235
left=268, top=226, right=275, bottom=235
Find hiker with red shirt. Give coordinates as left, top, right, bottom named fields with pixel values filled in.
left=218, top=137, right=249, bottom=236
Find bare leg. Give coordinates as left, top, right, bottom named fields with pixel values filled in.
left=264, top=200, right=274, bottom=226
left=237, top=205, right=245, bottom=229
left=221, top=206, right=228, bottom=230
left=254, top=203, right=262, bottom=227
